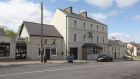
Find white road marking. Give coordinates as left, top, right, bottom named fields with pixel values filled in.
left=0, top=63, right=120, bottom=77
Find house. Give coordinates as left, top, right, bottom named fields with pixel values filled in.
left=50, top=7, right=108, bottom=60
left=108, top=39, right=127, bottom=59
left=127, top=42, right=140, bottom=56
left=18, top=21, right=64, bottom=60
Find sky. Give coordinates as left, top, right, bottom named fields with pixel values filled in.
left=0, top=0, right=140, bottom=43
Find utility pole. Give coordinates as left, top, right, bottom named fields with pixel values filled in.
left=40, top=1, right=44, bottom=63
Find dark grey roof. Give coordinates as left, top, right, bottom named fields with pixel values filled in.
left=0, top=28, right=5, bottom=36
left=19, top=21, right=63, bottom=38
left=108, top=39, right=126, bottom=46
left=59, top=9, right=107, bottom=26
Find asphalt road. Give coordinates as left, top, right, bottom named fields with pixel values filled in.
left=0, top=61, right=140, bottom=79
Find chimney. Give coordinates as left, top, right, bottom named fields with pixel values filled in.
left=79, top=11, right=87, bottom=17
left=64, top=7, right=72, bottom=13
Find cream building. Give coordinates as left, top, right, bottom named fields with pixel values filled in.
left=127, top=43, right=140, bottom=56
left=50, top=7, right=108, bottom=60
left=18, top=21, right=64, bottom=60
left=0, top=28, right=15, bottom=60
left=108, top=39, right=127, bottom=59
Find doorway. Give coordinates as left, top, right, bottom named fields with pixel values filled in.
left=45, top=48, right=50, bottom=59
left=70, top=48, right=78, bottom=60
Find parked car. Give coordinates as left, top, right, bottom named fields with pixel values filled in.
left=97, top=54, right=113, bottom=62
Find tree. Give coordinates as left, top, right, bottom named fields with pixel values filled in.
left=4, top=29, right=17, bottom=37
left=128, top=46, right=134, bottom=60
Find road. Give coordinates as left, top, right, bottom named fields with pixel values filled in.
left=0, top=61, right=140, bottom=79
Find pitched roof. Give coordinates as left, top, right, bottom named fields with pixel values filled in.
left=129, top=43, right=140, bottom=48
left=0, top=28, right=5, bottom=36
left=19, top=21, right=63, bottom=38
left=108, top=39, right=126, bottom=46
left=59, top=9, right=107, bottom=26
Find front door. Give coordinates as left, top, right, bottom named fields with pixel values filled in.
left=70, top=48, right=78, bottom=60
left=45, top=48, right=50, bottom=59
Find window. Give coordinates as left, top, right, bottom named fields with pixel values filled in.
left=52, top=39, right=56, bottom=44
left=102, top=27, right=104, bottom=32
left=74, top=20, right=77, bottom=28
left=0, top=43, right=10, bottom=57
left=97, top=25, right=99, bottom=32
left=83, top=22, right=86, bottom=30
left=83, top=35, right=86, bottom=42
left=103, top=37, right=104, bottom=43
left=91, top=24, right=93, bottom=30
left=97, top=36, right=99, bottom=43
left=74, top=34, right=77, bottom=42
left=87, top=48, right=98, bottom=54
left=51, top=48, right=57, bottom=56
left=44, top=39, right=47, bottom=44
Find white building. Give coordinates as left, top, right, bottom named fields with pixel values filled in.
left=127, top=43, right=140, bottom=56
left=108, top=39, right=127, bottom=59
left=0, top=28, right=15, bottom=60
left=50, top=7, right=108, bottom=60
left=18, top=21, right=64, bottom=60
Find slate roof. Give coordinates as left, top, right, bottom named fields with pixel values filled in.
left=129, top=43, right=140, bottom=48
left=59, top=9, right=107, bottom=26
left=19, top=21, right=63, bottom=38
left=108, top=39, right=126, bottom=46
left=0, top=28, right=5, bottom=36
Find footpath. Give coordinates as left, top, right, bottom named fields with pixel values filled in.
left=0, top=60, right=87, bottom=67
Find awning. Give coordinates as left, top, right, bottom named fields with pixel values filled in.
left=82, top=43, right=102, bottom=50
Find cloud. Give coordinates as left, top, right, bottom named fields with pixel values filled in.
left=89, top=13, right=107, bottom=22
left=115, top=0, right=139, bottom=8
left=109, top=32, right=140, bottom=43
left=133, top=15, right=140, bottom=20
left=0, top=0, right=53, bottom=31
left=85, top=0, right=113, bottom=9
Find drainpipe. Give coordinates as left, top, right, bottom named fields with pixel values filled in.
left=66, top=16, right=68, bottom=59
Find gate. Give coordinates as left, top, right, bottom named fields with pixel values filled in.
left=15, top=42, right=27, bottom=59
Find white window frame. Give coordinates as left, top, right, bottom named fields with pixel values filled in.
left=51, top=48, right=57, bottom=56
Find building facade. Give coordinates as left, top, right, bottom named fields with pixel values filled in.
left=108, top=39, right=127, bottom=59
left=18, top=21, right=64, bottom=60
left=0, top=28, right=15, bottom=59
left=127, top=43, right=140, bottom=56
left=50, top=7, right=108, bottom=60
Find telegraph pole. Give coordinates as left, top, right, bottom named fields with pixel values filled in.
left=40, top=1, right=44, bottom=63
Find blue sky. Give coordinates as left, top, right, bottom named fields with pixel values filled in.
left=0, top=0, right=140, bottom=42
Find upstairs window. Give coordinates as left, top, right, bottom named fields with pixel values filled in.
left=102, top=27, right=104, bottom=32
left=52, top=39, right=56, bottom=44
left=83, top=22, right=86, bottom=30
left=103, top=37, right=104, bottom=43
left=74, top=34, right=77, bottom=42
left=74, top=20, right=77, bottom=28
left=44, top=39, right=47, bottom=44
left=91, top=24, right=93, bottom=30
left=83, top=35, right=86, bottom=42
left=97, top=25, right=99, bottom=32
left=97, top=36, right=99, bottom=43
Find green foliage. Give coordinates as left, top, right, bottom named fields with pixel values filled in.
left=4, top=29, right=17, bottom=37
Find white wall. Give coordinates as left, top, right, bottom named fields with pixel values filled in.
left=50, top=9, right=67, bottom=59
left=26, top=36, right=63, bottom=60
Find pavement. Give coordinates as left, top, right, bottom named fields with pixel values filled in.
left=0, top=60, right=87, bottom=66
left=0, top=61, right=140, bottom=79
